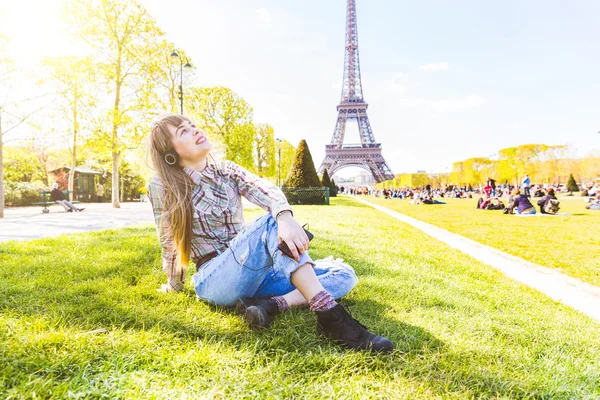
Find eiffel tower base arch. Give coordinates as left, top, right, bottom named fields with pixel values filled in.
left=319, top=146, right=394, bottom=184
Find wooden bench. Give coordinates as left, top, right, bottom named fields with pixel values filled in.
left=33, top=191, right=80, bottom=213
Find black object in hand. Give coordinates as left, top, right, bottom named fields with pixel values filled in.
left=278, top=227, right=314, bottom=258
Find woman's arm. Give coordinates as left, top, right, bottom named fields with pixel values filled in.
left=537, top=196, right=547, bottom=206
left=147, top=177, right=184, bottom=292
left=225, top=162, right=309, bottom=261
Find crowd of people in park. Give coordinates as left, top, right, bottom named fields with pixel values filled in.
left=339, top=176, right=600, bottom=214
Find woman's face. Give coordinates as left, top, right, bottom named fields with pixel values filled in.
left=168, top=120, right=212, bottom=164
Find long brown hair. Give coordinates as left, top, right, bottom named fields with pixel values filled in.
left=149, top=114, right=194, bottom=272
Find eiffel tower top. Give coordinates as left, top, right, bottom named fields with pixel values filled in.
left=340, top=0, right=365, bottom=104
left=319, top=0, right=394, bottom=183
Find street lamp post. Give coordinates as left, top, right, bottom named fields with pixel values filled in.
left=170, top=50, right=193, bottom=115
left=276, top=138, right=282, bottom=186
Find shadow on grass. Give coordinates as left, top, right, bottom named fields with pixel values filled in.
left=0, top=227, right=571, bottom=398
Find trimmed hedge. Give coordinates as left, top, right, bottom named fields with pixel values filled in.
left=282, top=187, right=330, bottom=205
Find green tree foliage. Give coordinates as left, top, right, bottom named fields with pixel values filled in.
left=567, top=173, right=579, bottom=192
left=462, top=158, right=493, bottom=186
left=0, top=29, right=14, bottom=216
left=283, top=140, right=321, bottom=188
left=278, top=139, right=296, bottom=182
left=228, top=122, right=255, bottom=171
left=155, top=43, right=194, bottom=114
left=379, top=143, right=599, bottom=190
left=187, top=86, right=254, bottom=168
left=320, top=168, right=337, bottom=197
left=41, top=56, right=97, bottom=200
left=321, top=168, right=331, bottom=188
left=330, top=177, right=338, bottom=197
left=255, top=124, right=276, bottom=178
left=0, top=32, right=39, bottom=215
left=66, top=0, right=167, bottom=208
left=3, top=146, right=43, bottom=182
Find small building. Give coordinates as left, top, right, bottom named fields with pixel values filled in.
left=50, top=166, right=103, bottom=202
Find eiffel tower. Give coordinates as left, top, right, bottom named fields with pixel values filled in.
left=318, top=0, right=394, bottom=183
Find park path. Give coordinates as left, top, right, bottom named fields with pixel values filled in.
left=352, top=196, right=600, bottom=323
left=0, top=202, right=155, bottom=243
left=0, top=199, right=261, bottom=243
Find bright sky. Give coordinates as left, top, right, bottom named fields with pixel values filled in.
left=3, top=0, right=600, bottom=177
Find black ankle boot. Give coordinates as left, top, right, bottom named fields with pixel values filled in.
left=235, top=297, right=279, bottom=330
left=315, top=304, right=394, bottom=353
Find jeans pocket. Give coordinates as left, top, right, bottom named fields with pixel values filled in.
left=232, top=244, right=272, bottom=272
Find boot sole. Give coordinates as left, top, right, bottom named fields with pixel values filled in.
left=317, top=324, right=394, bottom=353
left=235, top=299, right=270, bottom=330
left=243, top=306, right=270, bottom=330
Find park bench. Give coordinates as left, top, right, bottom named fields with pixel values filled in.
left=32, top=190, right=80, bottom=213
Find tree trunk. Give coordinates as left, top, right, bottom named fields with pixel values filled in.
left=68, top=107, right=78, bottom=202
left=0, top=109, right=4, bottom=218
left=0, top=125, right=4, bottom=219
left=111, top=52, right=122, bottom=209
left=112, top=151, right=120, bottom=208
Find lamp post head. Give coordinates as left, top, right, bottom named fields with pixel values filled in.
left=170, top=50, right=180, bottom=59
left=184, top=62, right=193, bottom=69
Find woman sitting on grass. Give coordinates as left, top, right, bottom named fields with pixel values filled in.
left=146, top=114, right=393, bottom=353
left=506, top=189, right=536, bottom=215
left=537, top=188, right=559, bottom=214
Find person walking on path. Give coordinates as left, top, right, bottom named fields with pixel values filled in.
left=486, top=177, right=496, bottom=196
left=96, top=183, right=105, bottom=203
left=522, top=174, right=531, bottom=198
left=50, top=183, right=85, bottom=212
left=147, top=114, right=393, bottom=352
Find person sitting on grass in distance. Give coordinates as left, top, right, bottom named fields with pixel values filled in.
left=422, top=193, right=446, bottom=205
left=537, top=187, right=560, bottom=215
left=147, top=114, right=393, bottom=353
left=586, top=192, right=600, bottom=210
left=533, top=186, right=545, bottom=197
left=506, top=189, right=536, bottom=215
left=50, top=183, right=85, bottom=213
left=409, top=189, right=422, bottom=205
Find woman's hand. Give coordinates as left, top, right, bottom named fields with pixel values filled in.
left=277, top=211, right=309, bottom=262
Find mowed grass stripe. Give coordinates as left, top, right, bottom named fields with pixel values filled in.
left=367, top=195, right=600, bottom=287
left=0, top=197, right=598, bottom=399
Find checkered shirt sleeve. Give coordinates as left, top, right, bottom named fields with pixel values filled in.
left=223, top=161, right=293, bottom=219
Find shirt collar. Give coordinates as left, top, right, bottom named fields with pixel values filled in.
left=183, top=161, right=216, bottom=185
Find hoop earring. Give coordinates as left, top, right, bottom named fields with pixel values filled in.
left=164, top=150, right=179, bottom=166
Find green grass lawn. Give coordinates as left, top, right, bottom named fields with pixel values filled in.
left=1, top=197, right=599, bottom=398
left=367, top=195, right=600, bottom=287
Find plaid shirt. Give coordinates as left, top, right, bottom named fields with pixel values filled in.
left=148, top=160, right=292, bottom=291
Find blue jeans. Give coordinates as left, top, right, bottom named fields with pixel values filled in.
left=192, top=214, right=358, bottom=306
left=517, top=208, right=536, bottom=215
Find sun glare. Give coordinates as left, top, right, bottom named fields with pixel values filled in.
left=2, top=0, right=76, bottom=64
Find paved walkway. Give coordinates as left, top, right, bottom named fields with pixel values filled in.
left=0, top=202, right=155, bottom=242
left=0, top=199, right=261, bottom=243
left=353, top=196, right=600, bottom=323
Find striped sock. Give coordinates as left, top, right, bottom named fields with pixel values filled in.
left=309, top=290, right=337, bottom=312
left=272, top=296, right=289, bottom=313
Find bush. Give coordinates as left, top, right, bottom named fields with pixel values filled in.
left=567, top=173, right=579, bottom=192
left=282, top=187, right=330, bottom=205
left=321, top=169, right=336, bottom=197
left=330, top=178, right=338, bottom=197
left=283, top=140, right=322, bottom=188
left=4, top=181, right=46, bottom=207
